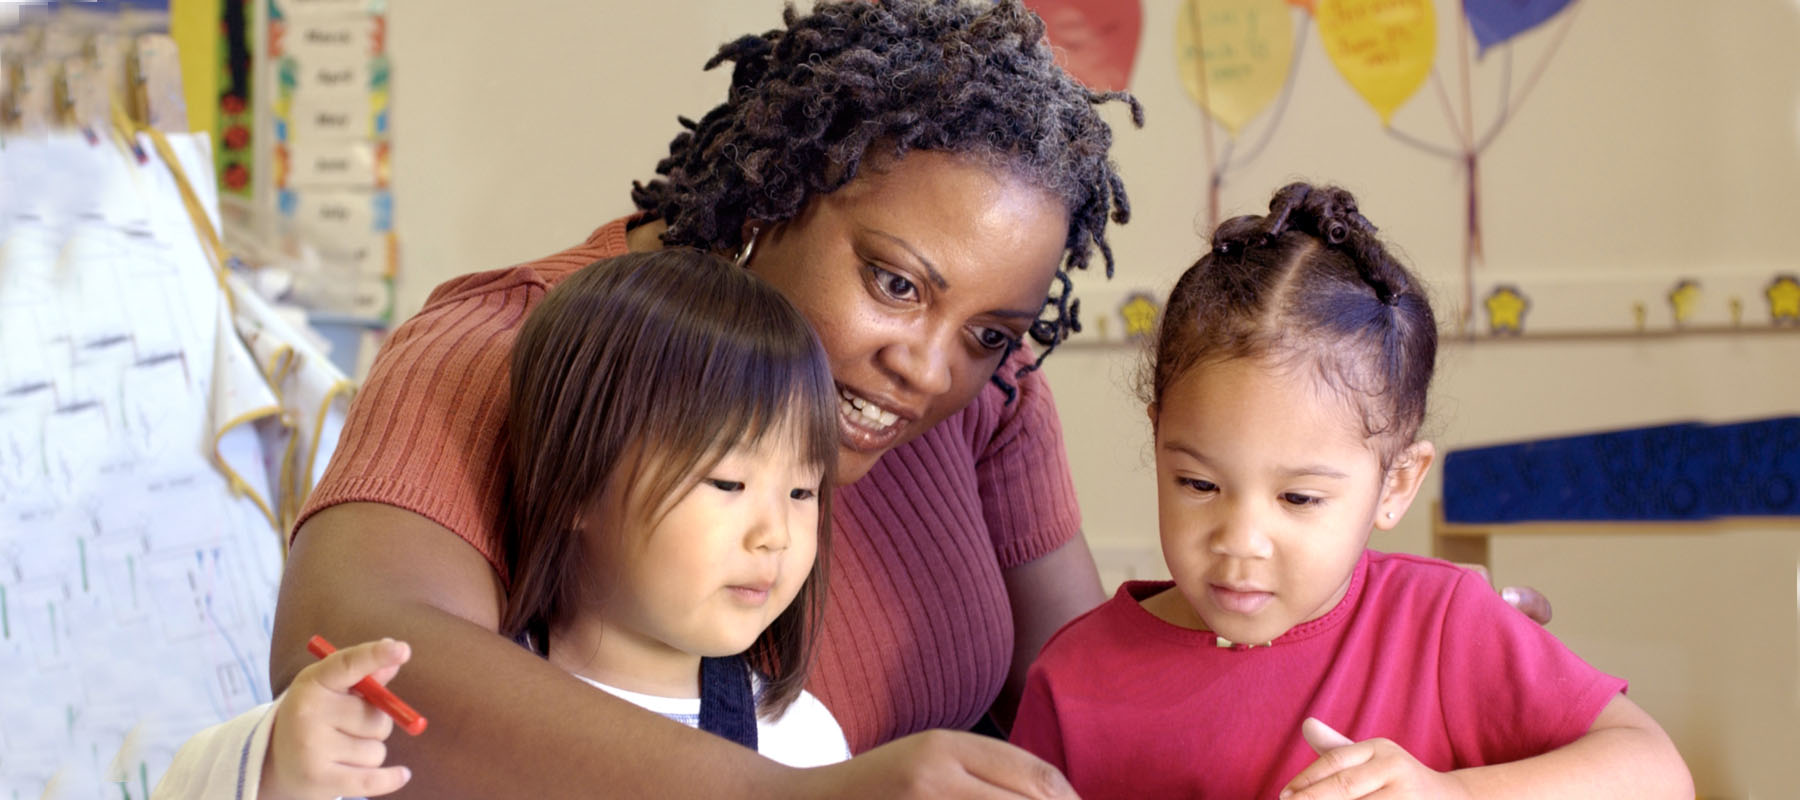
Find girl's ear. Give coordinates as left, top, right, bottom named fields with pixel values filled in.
left=1374, top=441, right=1436, bottom=531
left=1146, top=402, right=1159, bottom=437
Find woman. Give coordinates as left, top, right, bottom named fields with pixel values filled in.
left=269, top=2, right=1543, bottom=797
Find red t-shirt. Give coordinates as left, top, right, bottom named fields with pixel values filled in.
left=1011, top=551, right=1626, bottom=797
left=297, top=217, right=1083, bottom=751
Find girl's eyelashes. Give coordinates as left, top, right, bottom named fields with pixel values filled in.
left=703, top=478, right=745, bottom=492
left=789, top=487, right=817, bottom=501
left=1176, top=476, right=1218, bottom=493
left=1281, top=493, right=1323, bottom=508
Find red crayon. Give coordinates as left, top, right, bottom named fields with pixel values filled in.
left=306, top=634, right=428, bottom=736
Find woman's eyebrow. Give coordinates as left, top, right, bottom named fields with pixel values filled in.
left=866, top=228, right=949, bottom=289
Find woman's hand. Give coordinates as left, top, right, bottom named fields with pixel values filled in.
left=262, top=638, right=415, bottom=800
left=796, top=730, right=1078, bottom=800
left=1279, top=718, right=1470, bottom=800
left=1457, top=563, right=1553, bottom=625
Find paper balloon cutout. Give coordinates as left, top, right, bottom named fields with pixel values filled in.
left=1464, top=0, right=1574, bottom=56
left=1176, top=0, right=1295, bottom=137
left=1028, top=0, right=1143, bottom=92
left=1316, top=0, right=1435, bottom=126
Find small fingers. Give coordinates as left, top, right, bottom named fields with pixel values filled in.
left=313, top=762, right=411, bottom=799
left=310, top=638, right=413, bottom=693
left=1281, top=742, right=1375, bottom=799
left=352, top=764, right=413, bottom=798
left=1300, top=717, right=1354, bottom=755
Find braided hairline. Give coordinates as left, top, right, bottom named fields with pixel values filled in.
left=630, top=0, right=1142, bottom=401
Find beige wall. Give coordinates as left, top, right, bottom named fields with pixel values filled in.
left=387, top=1, right=1800, bottom=795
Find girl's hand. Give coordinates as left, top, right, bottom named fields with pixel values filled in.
left=262, top=638, right=415, bottom=800
left=1279, top=718, right=1471, bottom=800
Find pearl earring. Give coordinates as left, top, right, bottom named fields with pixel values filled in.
left=1384, top=512, right=1395, bottom=520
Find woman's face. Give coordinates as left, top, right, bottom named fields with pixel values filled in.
left=746, top=151, right=1070, bottom=485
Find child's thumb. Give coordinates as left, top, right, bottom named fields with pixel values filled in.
left=1300, top=717, right=1355, bottom=755
left=358, top=764, right=413, bottom=798
left=313, top=638, right=412, bottom=693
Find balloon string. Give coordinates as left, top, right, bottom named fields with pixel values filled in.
left=1221, top=15, right=1312, bottom=178
left=1190, top=2, right=1221, bottom=230
left=1476, top=0, right=1584, bottom=155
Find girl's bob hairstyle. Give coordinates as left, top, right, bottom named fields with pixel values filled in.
left=501, top=248, right=837, bottom=715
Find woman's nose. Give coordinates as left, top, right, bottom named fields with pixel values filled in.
left=880, top=322, right=955, bottom=398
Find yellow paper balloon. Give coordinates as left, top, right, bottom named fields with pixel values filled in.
left=1316, top=0, right=1435, bottom=126
left=1176, top=0, right=1295, bottom=137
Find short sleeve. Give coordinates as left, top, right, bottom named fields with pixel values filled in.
left=1436, top=572, right=1628, bottom=765
left=975, top=351, right=1083, bottom=568
left=293, top=278, right=542, bottom=572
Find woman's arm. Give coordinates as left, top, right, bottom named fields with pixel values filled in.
left=991, top=536, right=1106, bottom=732
left=271, top=503, right=1078, bottom=799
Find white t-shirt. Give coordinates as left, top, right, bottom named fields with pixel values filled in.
left=576, top=673, right=851, bottom=768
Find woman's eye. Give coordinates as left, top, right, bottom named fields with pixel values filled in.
left=704, top=478, right=745, bottom=492
left=790, top=487, right=816, bottom=501
left=1281, top=493, right=1321, bottom=507
left=1177, top=477, right=1217, bottom=493
left=973, top=327, right=1015, bottom=352
left=868, top=265, right=917, bottom=301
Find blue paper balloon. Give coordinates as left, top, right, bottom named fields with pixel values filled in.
left=1464, top=0, right=1574, bottom=55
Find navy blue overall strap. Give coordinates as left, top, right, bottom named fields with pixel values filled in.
left=697, top=655, right=758, bottom=751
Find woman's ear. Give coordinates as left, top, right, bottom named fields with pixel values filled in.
left=1146, top=402, right=1159, bottom=437
left=1374, top=441, right=1436, bottom=531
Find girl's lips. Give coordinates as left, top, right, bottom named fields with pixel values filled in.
left=727, top=585, right=772, bottom=605
left=1209, top=584, right=1274, bottom=615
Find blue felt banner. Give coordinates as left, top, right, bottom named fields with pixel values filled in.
left=1442, top=417, right=1800, bottom=523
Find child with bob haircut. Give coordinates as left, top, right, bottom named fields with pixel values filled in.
left=157, top=249, right=849, bottom=799
left=1010, top=183, right=1691, bottom=798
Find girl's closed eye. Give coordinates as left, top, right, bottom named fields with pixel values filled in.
left=1176, top=476, right=1218, bottom=494
left=703, top=478, right=745, bottom=492
left=1280, top=492, right=1324, bottom=508
left=789, top=487, right=817, bottom=501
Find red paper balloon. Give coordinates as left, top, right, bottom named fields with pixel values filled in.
left=1027, top=0, right=1143, bottom=92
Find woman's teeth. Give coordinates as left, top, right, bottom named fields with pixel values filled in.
left=840, top=389, right=900, bottom=429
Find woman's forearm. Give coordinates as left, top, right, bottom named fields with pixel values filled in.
left=271, top=504, right=794, bottom=798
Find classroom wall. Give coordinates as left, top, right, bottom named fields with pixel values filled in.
left=384, top=2, right=1800, bottom=796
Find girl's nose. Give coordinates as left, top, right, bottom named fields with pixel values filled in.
left=1210, top=504, right=1273, bottom=559
left=745, top=496, right=791, bottom=553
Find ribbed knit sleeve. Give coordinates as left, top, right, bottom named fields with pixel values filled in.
left=973, top=353, right=1083, bottom=568
left=293, top=219, right=633, bottom=571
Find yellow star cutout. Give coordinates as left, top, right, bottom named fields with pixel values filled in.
left=1484, top=285, right=1528, bottom=335
left=1667, top=280, right=1701, bottom=326
left=1120, top=293, right=1160, bottom=339
left=1767, top=275, right=1800, bottom=325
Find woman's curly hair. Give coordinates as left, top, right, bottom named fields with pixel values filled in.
left=631, top=0, right=1142, bottom=397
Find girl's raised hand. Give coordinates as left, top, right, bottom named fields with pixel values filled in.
left=261, top=638, right=415, bottom=800
left=1279, top=718, right=1472, bottom=800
